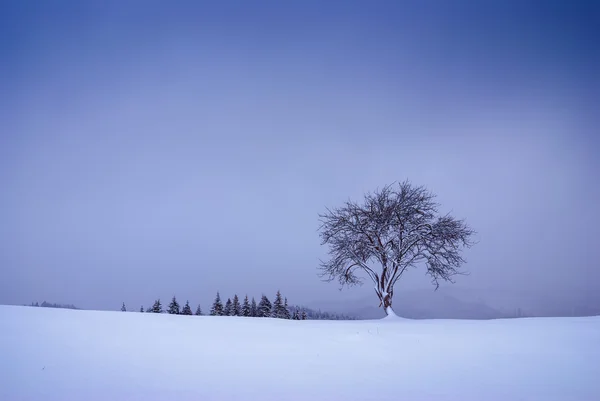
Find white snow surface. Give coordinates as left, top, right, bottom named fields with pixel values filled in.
left=1, top=305, right=599, bottom=401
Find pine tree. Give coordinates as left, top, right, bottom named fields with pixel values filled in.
left=151, top=299, right=163, bottom=313
left=301, top=309, right=307, bottom=320
left=250, top=297, right=258, bottom=317
left=258, top=294, right=272, bottom=317
left=232, top=295, right=241, bottom=316
left=272, top=290, right=284, bottom=318
left=210, top=292, right=224, bottom=316
left=224, top=298, right=233, bottom=316
left=121, top=302, right=126, bottom=312
left=168, top=296, right=180, bottom=315
left=283, top=298, right=291, bottom=319
left=292, top=309, right=300, bottom=320
left=181, top=300, right=193, bottom=315
left=241, top=295, right=251, bottom=317
left=140, top=305, right=144, bottom=313
left=195, top=304, right=202, bottom=316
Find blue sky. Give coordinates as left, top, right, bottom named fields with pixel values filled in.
left=1, top=0, right=599, bottom=311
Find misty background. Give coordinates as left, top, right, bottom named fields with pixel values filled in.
left=1, top=1, right=599, bottom=318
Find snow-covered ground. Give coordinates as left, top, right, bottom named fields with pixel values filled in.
left=1, top=305, right=598, bottom=401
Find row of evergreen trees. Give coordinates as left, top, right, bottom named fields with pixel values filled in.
left=131, top=298, right=200, bottom=316
left=122, top=290, right=310, bottom=320
left=208, top=290, right=309, bottom=320
left=287, top=305, right=357, bottom=321
left=29, top=301, right=79, bottom=310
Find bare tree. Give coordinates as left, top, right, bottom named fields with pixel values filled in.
left=318, top=181, right=475, bottom=316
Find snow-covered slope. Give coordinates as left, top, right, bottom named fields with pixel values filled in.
left=1, top=305, right=598, bottom=401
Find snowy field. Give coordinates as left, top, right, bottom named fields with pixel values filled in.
left=1, top=305, right=599, bottom=401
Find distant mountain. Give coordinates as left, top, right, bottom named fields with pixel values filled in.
left=309, top=288, right=507, bottom=320
left=394, top=290, right=506, bottom=319
left=440, top=286, right=600, bottom=318
left=309, top=286, right=600, bottom=320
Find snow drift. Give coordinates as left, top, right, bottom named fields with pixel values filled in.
left=1, top=305, right=598, bottom=401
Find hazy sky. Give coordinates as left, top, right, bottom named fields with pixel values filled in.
left=1, top=1, right=599, bottom=312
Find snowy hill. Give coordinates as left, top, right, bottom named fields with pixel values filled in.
left=1, top=305, right=599, bottom=401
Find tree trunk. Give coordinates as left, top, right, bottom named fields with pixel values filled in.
left=383, top=293, right=394, bottom=316
left=376, top=288, right=395, bottom=316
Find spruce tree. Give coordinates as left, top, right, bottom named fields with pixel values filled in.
left=224, top=298, right=233, bottom=316
left=210, top=292, right=224, bottom=316
left=272, top=290, right=284, bottom=318
left=181, top=300, right=193, bottom=315
left=258, top=295, right=272, bottom=317
left=241, top=295, right=251, bottom=317
left=301, top=309, right=308, bottom=320
left=195, top=304, right=202, bottom=316
left=250, top=297, right=258, bottom=317
left=292, top=309, right=300, bottom=320
left=151, top=299, right=163, bottom=313
left=168, top=296, right=180, bottom=314
left=283, top=298, right=291, bottom=319
left=232, top=295, right=241, bottom=316
left=121, top=302, right=126, bottom=312
left=140, top=305, right=144, bottom=313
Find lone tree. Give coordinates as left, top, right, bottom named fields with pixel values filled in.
left=318, top=181, right=475, bottom=316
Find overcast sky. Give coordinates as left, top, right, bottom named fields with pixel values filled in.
left=1, top=1, right=599, bottom=312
